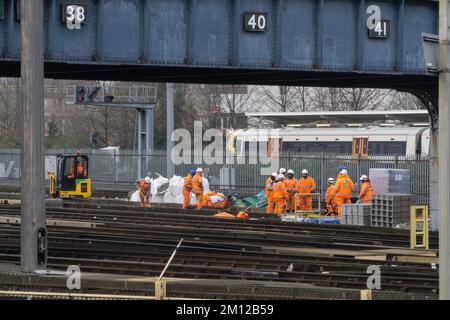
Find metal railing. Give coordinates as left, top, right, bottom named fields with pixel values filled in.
left=0, top=149, right=430, bottom=204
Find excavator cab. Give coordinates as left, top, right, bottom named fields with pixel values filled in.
left=49, top=154, right=92, bottom=198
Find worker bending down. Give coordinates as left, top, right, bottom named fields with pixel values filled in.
left=265, top=172, right=277, bottom=214
left=273, top=174, right=289, bottom=216
left=139, top=177, right=152, bottom=208
left=284, top=169, right=297, bottom=213
left=182, top=169, right=196, bottom=209
left=358, top=175, right=374, bottom=204
left=295, top=169, right=316, bottom=211
left=192, top=168, right=204, bottom=209
left=335, top=169, right=354, bottom=217
left=325, top=177, right=338, bottom=216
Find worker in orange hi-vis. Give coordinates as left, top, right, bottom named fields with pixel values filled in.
left=139, top=177, right=152, bottom=208
left=358, top=175, right=374, bottom=204
left=192, top=168, right=204, bottom=209
left=284, top=169, right=297, bottom=213
left=325, top=177, right=338, bottom=216
left=273, top=174, right=289, bottom=216
left=182, top=169, right=196, bottom=209
left=265, top=172, right=277, bottom=214
left=295, top=169, right=316, bottom=211
left=335, top=169, right=355, bottom=217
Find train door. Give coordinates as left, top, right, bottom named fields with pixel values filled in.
left=268, top=138, right=282, bottom=157
left=352, top=137, right=369, bottom=159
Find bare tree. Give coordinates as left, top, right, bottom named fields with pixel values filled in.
left=338, top=88, right=392, bottom=111
left=386, top=91, right=425, bottom=110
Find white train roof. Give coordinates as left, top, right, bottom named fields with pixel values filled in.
left=245, top=110, right=430, bottom=125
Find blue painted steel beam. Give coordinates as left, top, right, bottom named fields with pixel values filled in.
left=0, top=0, right=439, bottom=87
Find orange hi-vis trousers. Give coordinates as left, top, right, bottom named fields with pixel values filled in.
left=182, top=189, right=192, bottom=209
left=297, top=194, right=313, bottom=211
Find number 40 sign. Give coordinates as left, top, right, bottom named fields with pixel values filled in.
left=62, top=3, right=86, bottom=30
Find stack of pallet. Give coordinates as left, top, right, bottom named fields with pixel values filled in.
left=369, top=168, right=410, bottom=194
left=341, top=204, right=371, bottom=226
left=370, top=194, right=416, bottom=228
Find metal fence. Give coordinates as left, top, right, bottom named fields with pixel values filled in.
left=0, top=149, right=429, bottom=204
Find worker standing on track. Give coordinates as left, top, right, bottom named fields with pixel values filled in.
left=358, top=175, right=374, bottom=204
left=285, top=169, right=297, bottom=213
left=182, top=169, right=196, bottom=209
left=273, top=174, right=289, bottom=216
left=325, top=177, right=338, bottom=216
left=192, top=168, right=204, bottom=209
left=335, top=169, right=354, bottom=217
left=139, top=176, right=152, bottom=208
left=265, top=172, right=277, bottom=214
left=295, top=169, right=316, bottom=211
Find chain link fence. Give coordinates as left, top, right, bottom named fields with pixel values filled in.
left=0, top=149, right=429, bottom=204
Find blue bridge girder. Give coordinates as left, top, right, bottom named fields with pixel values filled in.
left=0, top=0, right=438, bottom=89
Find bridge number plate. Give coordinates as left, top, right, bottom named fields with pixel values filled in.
left=244, top=12, right=267, bottom=32
left=62, top=4, right=86, bottom=30
left=368, top=19, right=390, bottom=39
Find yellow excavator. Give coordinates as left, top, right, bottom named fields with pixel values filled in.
left=48, top=154, right=92, bottom=198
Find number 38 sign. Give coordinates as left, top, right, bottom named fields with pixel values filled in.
left=62, top=4, right=86, bottom=30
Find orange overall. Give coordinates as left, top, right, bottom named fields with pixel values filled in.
left=265, top=177, right=276, bottom=214
left=335, top=174, right=355, bottom=216
left=139, top=180, right=151, bottom=208
left=182, top=174, right=193, bottom=209
left=295, top=177, right=316, bottom=211
left=325, top=185, right=338, bottom=216
left=272, top=180, right=289, bottom=216
left=284, top=177, right=297, bottom=212
left=192, top=173, right=204, bottom=209
left=359, top=181, right=374, bottom=203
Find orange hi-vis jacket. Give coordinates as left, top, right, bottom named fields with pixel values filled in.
left=325, top=185, right=337, bottom=205
left=272, top=181, right=289, bottom=200
left=284, top=178, right=297, bottom=194
left=265, top=177, right=275, bottom=196
left=192, top=173, right=204, bottom=194
left=359, top=181, right=374, bottom=203
left=183, top=174, right=193, bottom=192
left=295, top=177, right=316, bottom=194
left=335, top=174, right=354, bottom=198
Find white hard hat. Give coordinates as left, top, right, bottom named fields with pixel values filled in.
left=144, top=177, right=151, bottom=184
left=302, top=169, right=308, bottom=175
left=196, top=168, right=204, bottom=173
left=340, top=169, right=348, bottom=175
left=279, top=168, right=287, bottom=174
left=277, top=174, right=285, bottom=180
left=360, top=175, right=369, bottom=181
left=271, top=172, right=278, bottom=177
left=327, top=177, right=335, bottom=183
left=287, top=169, right=294, bottom=174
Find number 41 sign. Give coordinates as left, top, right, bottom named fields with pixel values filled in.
left=62, top=3, right=86, bottom=30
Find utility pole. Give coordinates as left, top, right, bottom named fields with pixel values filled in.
left=439, top=0, right=450, bottom=300
left=20, top=0, right=47, bottom=272
left=167, top=83, right=175, bottom=178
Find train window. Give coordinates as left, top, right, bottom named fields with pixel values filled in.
left=282, top=141, right=352, bottom=153
left=369, top=142, right=406, bottom=155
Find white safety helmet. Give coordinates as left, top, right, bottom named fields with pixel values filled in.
left=340, top=169, right=348, bottom=175
left=144, top=177, right=151, bottom=184
left=302, top=169, right=308, bottom=175
left=360, top=175, right=369, bottom=181
left=277, top=174, right=285, bottom=180
left=196, top=168, right=204, bottom=173
left=287, top=169, right=294, bottom=175
left=271, top=172, right=278, bottom=178
left=327, top=177, right=335, bottom=184
left=279, top=168, right=287, bottom=174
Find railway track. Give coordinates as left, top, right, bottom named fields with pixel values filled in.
left=0, top=200, right=440, bottom=297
